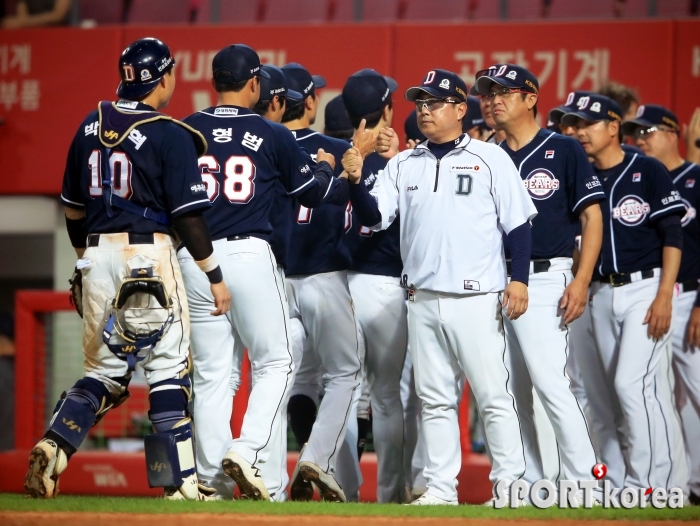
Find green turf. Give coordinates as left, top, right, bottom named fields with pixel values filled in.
left=0, top=494, right=698, bottom=520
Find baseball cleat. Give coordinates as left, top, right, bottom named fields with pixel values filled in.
left=164, top=476, right=217, bottom=501
left=409, top=493, right=458, bottom=506
left=290, top=444, right=313, bottom=501
left=24, top=439, right=68, bottom=499
left=222, top=451, right=270, bottom=501
left=298, top=461, right=346, bottom=502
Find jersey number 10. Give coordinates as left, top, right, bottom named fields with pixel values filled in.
left=198, top=155, right=256, bottom=204
left=87, top=150, right=132, bottom=198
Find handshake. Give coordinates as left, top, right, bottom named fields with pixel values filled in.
left=341, top=119, right=401, bottom=183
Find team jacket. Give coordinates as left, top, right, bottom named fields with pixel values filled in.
left=364, top=135, right=537, bottom=295
left=670, top=161, right=700, bottom=283
left=594, top=152, right=685, bottom=276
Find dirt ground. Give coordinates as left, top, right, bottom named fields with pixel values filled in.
left=0, top=512, right=693, bottom=526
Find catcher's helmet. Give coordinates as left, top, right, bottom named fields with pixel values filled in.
left=117, top=37, right=175, bottom=100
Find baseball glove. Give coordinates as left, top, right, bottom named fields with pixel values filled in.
left=68, top=267, right=83, bottom=318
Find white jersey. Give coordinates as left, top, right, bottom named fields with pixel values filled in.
left=368, top=135, right=537, bottom=295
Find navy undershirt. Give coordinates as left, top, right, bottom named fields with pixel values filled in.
left=427, top=134, right=466, bottom=160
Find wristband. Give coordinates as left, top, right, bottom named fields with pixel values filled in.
left=206, top=266, right=224, bottom=284
left=195, top=253, right=219, bottom=273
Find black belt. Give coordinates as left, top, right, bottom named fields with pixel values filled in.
left=599, top=269, right=655, bottom=287
left=88, top=233, right=155, bottom=247
left=506, top=259, right=551, bottom=276
left=226, top=235, right=250, bottom=241
left=679, top=280, right=699, bottom=293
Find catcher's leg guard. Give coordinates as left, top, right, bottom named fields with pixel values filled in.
left=25, top=377, right=110, bottom=499
left=146, top=376, right=210, bottom=500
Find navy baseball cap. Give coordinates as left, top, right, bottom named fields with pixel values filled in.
left=621, top=104, right=680, bottom=135
left=282, top=63, right=326, bottom=98
left=463, top=95, right=485, bottom=131
left=472, top=64, right=539, bottom=97
left=324, top=95, right=352, bottom=133
left=548, top=91, right=592, bottom=127
left=342, top=69, right=397, bottom=119
left=560, top=93, right=623, bottom=127
left=117, top=37, right=175, bottom=99
left=405, top=69, right=468, bottom=103
left=212, top=44, right=270, bottom=84
left=258, top=65, right=302, bottom=102
left=404, top=112, right=426, bottom=143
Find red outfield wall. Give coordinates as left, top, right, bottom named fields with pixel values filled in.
left=0, top=20, right=698, bottom=194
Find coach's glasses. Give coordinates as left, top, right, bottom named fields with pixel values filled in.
left=484, top=87, right=532, bottom=101
left=415, top=98, right=460, bottom=112
left=632, top=126, right=679, bottom=139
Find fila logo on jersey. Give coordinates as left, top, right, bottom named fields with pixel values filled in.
left=686, top=179, right=696, bottom=188
left=680, top=198, right=697, bottom=226
left=632, top=173, right=641, bottom=182
left=545, top=150, right=554, bottom=159
left=407, top=185, right=418, bottom=191
left=612, top=196, right=650, bottom=225
left=524, top=168, right=559, bottom=199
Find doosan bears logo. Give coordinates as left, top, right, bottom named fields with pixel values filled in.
left=523, top=168, right=559, bottom=200
left=613, top=195, right=651, bottom=225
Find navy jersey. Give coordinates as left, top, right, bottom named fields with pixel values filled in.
left=61, top=101, right=211, bottom=234
left=594, top=152, right=685, bottom=275
left=183, top=106, right=341, bottom=243
left=500, top=129, right=605, bottom=259
left=346, top=152, right=402, bottom=277
left=286, top=129, right=353, bottom=276
left=670, top=161, right=700, bottom=282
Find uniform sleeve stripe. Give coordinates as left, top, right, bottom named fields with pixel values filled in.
left=171, top=199, right=210, bottom=214
left=649, top=203, right=686, bottom=219
left=288, top=177, right=316, bottom=195
left=321, top=176, right=334, bottom=199
left=572, top=192, right=606, bottom=212
left=60, top=195, right=85, bottom=207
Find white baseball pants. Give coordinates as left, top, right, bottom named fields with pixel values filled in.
left=504, top=260, right=599, bottom=491
left=179, top=237, right=294, bottom=498
left=286, top=271, right=362, bottom=475
left=671, top=289, right=700, bottom=494
left=590, top=274, right=674, bottom=491
left=408, top=290, right=525, bottom=502
left=348, top=272, right=408, bottom=503
left=80, top=233, right=190, bottom=395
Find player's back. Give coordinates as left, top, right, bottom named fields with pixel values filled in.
left=286, top=129, right=352, bottom=276
left=184, top=106, right=305, bottom=242
left=61, top=101, right=210, bottom=235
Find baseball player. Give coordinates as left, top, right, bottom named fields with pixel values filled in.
left=473, top=64, right=604, bottom=502
left=280, top=62, right=362, bottom=502
left=624, top=104, right=697, bottom=493
left=562, top=94, right=685, bottom=492
left=341, top=68, right=411, bottom=503
left=323, top=94, right=354, bottom=141
left=344, top=69, right=537, bottom=506
left=25, top=37, right=231, bottom=500
left=545, top=91, right=630, bottom=489
left=180, top=45, right=348, bottom=501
